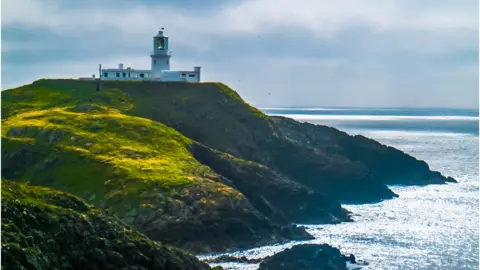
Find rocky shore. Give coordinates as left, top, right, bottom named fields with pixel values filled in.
left=202, top=244, right=367, bottom=270
left=258, top=244, right=358, bottom=270
left=1, top=79, right=456, bottom=268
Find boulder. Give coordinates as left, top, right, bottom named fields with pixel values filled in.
left=259, top=244, right=353, bottom=270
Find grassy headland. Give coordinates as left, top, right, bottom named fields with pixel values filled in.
left=2, top=79, right=454, bottom=255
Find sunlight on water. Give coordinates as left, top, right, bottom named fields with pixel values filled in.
left=269, top=114, right=478, bottom=121
left=200, top=109, right=479, bottom=270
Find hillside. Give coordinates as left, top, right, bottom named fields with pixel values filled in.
left=1, top=79, right=343, bottom=253
left=107, top=80, right=455, bottom=200
left=2, top=79, right=455, bottom=253
left=1, top=179, right=216, bottom=270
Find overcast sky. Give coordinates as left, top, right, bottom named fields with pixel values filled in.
left=2, top=0, right=479, bottom=108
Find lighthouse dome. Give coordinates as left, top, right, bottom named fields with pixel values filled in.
left=155, top=28, right=168, bottom=38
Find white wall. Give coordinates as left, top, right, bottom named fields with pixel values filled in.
left=100, top=69, right=200, bottom=82
left=151, top=55, right=171, bottom=77
left=160, top=71, right=200, bottom=82
left=102, top=70, right=152, bottom=81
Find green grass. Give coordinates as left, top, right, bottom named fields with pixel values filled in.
left=2, top=79, right=245, bottom=218
left=1, top=179, right=91, bottom=216
left=1, top=179, right=212, bottom=269
left=215, top=82, right=266, bottom=118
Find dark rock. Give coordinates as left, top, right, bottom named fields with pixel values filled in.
left=87, top=248, right=107, bottom=264
left=259, top=244, right=351, bottom=270
left=343, top=254, right=356, bottom=264
left=105, top=250, right=126, bottom=267
left=190, top=143, right=352, bottom=225
left=203, top=255, right=265, bottom=264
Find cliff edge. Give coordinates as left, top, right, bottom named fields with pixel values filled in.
left=1, top=79, right=455, bottom=253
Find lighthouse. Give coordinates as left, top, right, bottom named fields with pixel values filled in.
left=151, top=28, right=171, bottom=77
left=98, top=28, right=201, bottom=82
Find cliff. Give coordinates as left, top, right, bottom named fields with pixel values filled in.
left=81, top=80, right=454, bottom=201
left=1, top=79, right=455, bottom=254
left=1, top=179, right=217, bottom=270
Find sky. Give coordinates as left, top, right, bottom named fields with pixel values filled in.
left=2, top=0, right=479, bottom=108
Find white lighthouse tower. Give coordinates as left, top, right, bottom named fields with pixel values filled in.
left=151, top=28, right=171, bottom=77
left=97, top=28, right=201, bottom=82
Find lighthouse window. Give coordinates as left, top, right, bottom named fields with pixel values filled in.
left=156, top=38, right=165, bottom=49
left=188, top=74, right=195, bottom=78
left=103, top=72, right=108, bottom=78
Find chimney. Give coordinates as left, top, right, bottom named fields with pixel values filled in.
left=119, top=63, right=124, bottom=70
left=194, top=66, right=201, bottom=82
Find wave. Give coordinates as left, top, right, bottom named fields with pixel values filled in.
left=260, top=107, right=366, bottom=111
left=268, top=114, right=479, bottom=121
left=347, top=130, right=475, bottom=137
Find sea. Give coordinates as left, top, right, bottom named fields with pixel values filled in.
left=200, top=107, right=479, bottom=270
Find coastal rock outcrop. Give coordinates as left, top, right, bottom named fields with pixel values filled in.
left=108, top=80, right=454, bottom=203
left=1, top=79, right=456, bottom=256
left=258, top=244, right=355, bottom=270
left=1, top=80, right=317, bottom=254
left=269, top=117, right=457, bottom=188
left=190, top=143, right=352, bottom=224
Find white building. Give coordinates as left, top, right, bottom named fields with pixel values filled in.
left=99, top=28, right=201, bottom=82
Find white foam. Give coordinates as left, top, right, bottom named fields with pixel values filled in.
left=268, top=114, right=478, bottom=121
left=356, top=130, right=474, bottom=137
left=260, top=107, right=364, bottom=111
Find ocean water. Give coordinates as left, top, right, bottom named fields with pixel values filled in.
left=200, top=107, right=479, bottom=270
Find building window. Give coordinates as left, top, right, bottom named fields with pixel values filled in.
left=166, top=60, right=169, bottom=65
left=140, top=73, right=144, bottom=78
left=122, top=72, right=126, bottom=78
left=153, top=60, right=156, bottom=65
left=128, top=73, right=130, bottom=78
left=188, top=74, right=196, bottom=78
left=103, top=72, right=108, bottom=78
left=181, top=73, right=186, bottom=77
left=116, top=73, right=120, bottom=77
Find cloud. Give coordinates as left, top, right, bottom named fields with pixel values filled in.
left=3, top=0, right=477, bottom=45
left=2, top=0, right=478, bottom=108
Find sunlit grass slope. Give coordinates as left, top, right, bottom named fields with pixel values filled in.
left=2, top=79, right=243, bottom=218
left=4, top=79, right=358, bottom=252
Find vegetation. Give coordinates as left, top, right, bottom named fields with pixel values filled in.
left=1, top=79, right=315, bottom=253
left=1, top=179, right=216, bottom=270
left=2, top=78, right=450, bottom=256
left=2, top=84, right=241, bottom=213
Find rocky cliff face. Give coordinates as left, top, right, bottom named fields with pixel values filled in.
left=267, top=117, right=456, bottom=200
left=101, top=80, right=454, bottom=203
left=1, top=80, right=318, bottom=254
left=1, top=79, right=455, bottom=255
left=190, top=143, right=351, bottom=224
left=1, top=180, right=217, bottom=270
